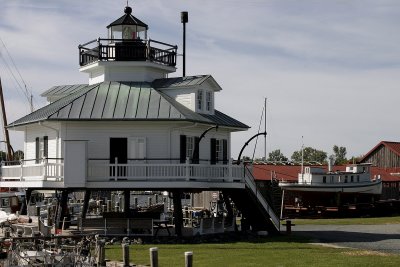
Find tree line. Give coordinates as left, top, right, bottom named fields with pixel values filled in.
left=255, top=145, right=358, bottom=165
left=0, top=150, right=24, bottom=161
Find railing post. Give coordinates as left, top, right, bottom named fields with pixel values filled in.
left=43, top=158, right=48, bottom=181
left=186, top=157, right=190, bottom=181
left=228, top=158, right=233, bottom=182
left=114, top=157, right=118, bottom=180
left=20, top=161, right=23, bottom=181
left=97, top=38, right=102, bottom=61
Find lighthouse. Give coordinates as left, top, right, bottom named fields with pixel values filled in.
left=1, top=5, right=280, bottom=237
left=79, top=5, right=177, bottom=85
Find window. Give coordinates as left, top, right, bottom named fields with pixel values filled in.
left=351, top=175, right=354, bottom=182
left=186, top=136, right=194, bottom=160
left=35, top=136, right=48, bottom=163
left=206, top=91, right=213, bottom=111
left=211, top=138, right=228, bottom=165
left=197, top=90, right=203, bottom=110
left=323, top=176, right=326, bottom=183
left=180, top=135, right=199, bottom=163
left=216, top=140, right=222, bottom=161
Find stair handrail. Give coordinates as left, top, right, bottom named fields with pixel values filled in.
left=243, top=164, right=280, bottom=230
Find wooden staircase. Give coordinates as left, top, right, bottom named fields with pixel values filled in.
left=222, top=166, right=280, bottom=235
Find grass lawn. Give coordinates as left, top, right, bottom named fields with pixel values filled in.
left=105, top=235, right=400, bottom=266
left=292, top=215, right=400, bottom=225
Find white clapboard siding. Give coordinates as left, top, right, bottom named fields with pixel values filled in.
left=24, top=123, right=61, bottom=163
left=64, top=122, right=171, bottom=160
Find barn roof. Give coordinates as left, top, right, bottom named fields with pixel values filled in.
left=9, top=81, right=248, bottom=129
left=252, top=164, right=400, bottom=182
left=360, top=141, right=400, bottom=162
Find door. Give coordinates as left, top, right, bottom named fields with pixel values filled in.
left=110, top=138, right=128, bottom=177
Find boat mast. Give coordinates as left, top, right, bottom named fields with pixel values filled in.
left=264, top=97, right=267, bottom=162
left=0, top=77, right=13, bottom=161
left=301, top=136, right=304, bottom=183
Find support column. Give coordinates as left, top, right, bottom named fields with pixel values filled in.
left=20, top=188, right=33, bottom=215
left=82, top=190, right=91, bottom=219
left=222, top=191, right=233, bottom=226
left=58, top=190, right=69, bottom=229
left=124, top=189, right=130, bottom=217
left=172, top=190, right=183, bottom=237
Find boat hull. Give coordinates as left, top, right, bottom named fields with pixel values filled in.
left=279, top=180, right=382, bottom=195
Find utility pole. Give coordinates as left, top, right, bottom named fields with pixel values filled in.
left=0, top=77, right=13, bottom=161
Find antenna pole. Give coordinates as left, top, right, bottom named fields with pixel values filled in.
left=181, top=11, right=188, bottom=77
left=0, top=77, right=13, bottom=161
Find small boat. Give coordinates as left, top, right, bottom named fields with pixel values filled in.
left=279, top=163, right=382, bottom=195
left=0, top=188, right=25, bottom=214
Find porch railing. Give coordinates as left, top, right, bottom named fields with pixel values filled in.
left=0, top=158, right=245, bottom=183
left=1, top=159, right=64, bottom=181
left=79, top=38, right=177, bottom=67
left=87, top=159, right=245, bottom=182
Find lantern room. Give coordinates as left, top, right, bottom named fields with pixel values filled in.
left=107, top=6, right=148, bottom=41
left=78, top=5, right=178, bottom=84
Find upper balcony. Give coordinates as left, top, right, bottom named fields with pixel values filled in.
left=79, top=38, right=177, bottom=67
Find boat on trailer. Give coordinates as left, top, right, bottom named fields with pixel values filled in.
left=279, top=163, right=382, bottom=195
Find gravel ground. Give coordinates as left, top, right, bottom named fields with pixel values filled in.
left=292, top=224, right=400, bottom=254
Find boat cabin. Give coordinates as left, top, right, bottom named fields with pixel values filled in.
left=299, top=164, right=377, bottom=185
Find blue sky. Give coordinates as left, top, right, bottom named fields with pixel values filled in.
left=0, top=0, right=399, bottom=160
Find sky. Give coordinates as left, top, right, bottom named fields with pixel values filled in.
left=0, top=0, right=399, bottom=160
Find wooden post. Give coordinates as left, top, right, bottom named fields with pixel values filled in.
left=185, top=251, right=193, bottom=267
left=172, top=190, right=183, bottom=237
left=20, top=188, right=32, bottom=215
left=96, top=239, right=106, bottom=267
left=107, top=200, right=112, bottom=212
left=58, top=190, right=69, bottom=229
left=122, top=243, right=130, bottom=267
left=47, top=206, right=52, bottom=226
left=124, top=189, right=130, bottom=216
left=0, top=78, right=13, bottom=161
left=82, top=190, right=91, bottom=218
left=186, top=157, right=190, bottom=180
left=150, top=247, right=158, bottom=267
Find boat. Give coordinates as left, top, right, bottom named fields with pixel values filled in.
left=279, top=163, right=382, bottom=195
left=0, top=188, right=25, bottom=214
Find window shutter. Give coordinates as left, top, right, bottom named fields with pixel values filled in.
left=210, top=138, right=216, bottom=165
left=35, top=137, right=40, bottom=163
left=43, top=136, right=48, bottom=158
left=223, top=139, right=228, bottom=165
left=180, top=135, right=186, bottom=163
left=193, top=136, right=200, bottom=164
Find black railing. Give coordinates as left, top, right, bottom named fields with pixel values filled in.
left=79, top=38, right=177, bottom=67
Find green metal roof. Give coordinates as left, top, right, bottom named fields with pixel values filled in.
left=9, top=81, right=249, bottom=129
